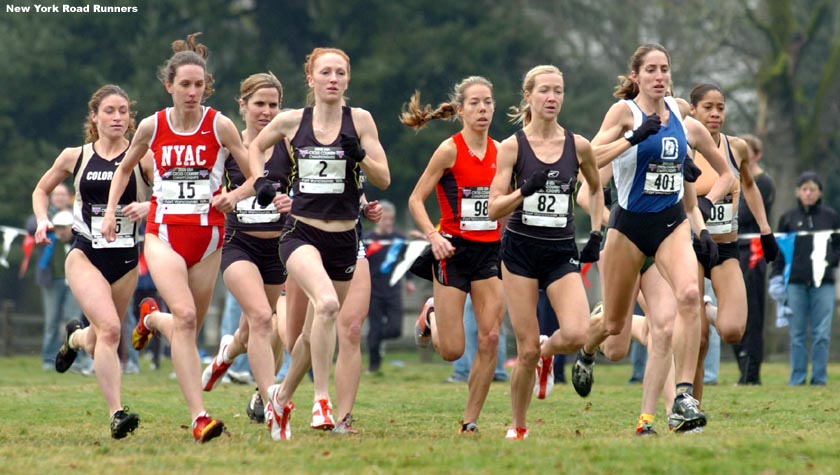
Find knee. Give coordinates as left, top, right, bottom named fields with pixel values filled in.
left=95, top=322, right=121, bottom=347
left=564, top=328, right=587, bottom=352
left=314, top=296, right=340, bottom=321
left=648, top=325, right=673, bottom=352
left=339, top=320, right=363, bottom=346
left=676, top=285, right=701, bottom=310
left=604, top=319, right=624, bottom=336
left=602, top=342, right=628, bottom=362
left=718, top=323, right=745, bottom=345
left=172, top=307, right=198, bottom=333
left=248, top=309, right=273, bottom=335
left=477, top=331, right=500, bottom=354
left=517, top=343, right=540, bottom=368
left=439, top=346, right=465, bottom=362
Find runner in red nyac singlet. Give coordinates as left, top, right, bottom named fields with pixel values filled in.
left=435, top=131, right=500, bottom=243
left=149, top=106, right=227, bottom=227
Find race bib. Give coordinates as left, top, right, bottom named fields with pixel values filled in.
left=522, top=192, right=570, bottom=228
left=459, top=186, right=497, bottom=231
left=643, top=162, right=682, bottom=195
left=235, top=195, right=281, bottom=224
left=706, top=195, right=735, bottom=234
left=160, top=167, right=212, bottom=214
left=91, top=204, right=135, bottom=249
left=298, top=147, right=346, bottom=194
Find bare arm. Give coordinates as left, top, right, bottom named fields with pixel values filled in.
left=211, top=115, right=254, bottom=213
left=576, top=135, right=604, bottom=231
left=488, top=136, right=522, bottom=221
left=102, top=117, right=153, bottom=241
left=732, top=137, right=772, bottom=234
left=353, top=108, right=390, bottom=190
left=249, top=109, right=300, bottom=180
left=408, top=139, right=457, bottom=260
left=682, top=181, right=708, bottom=237
left=31, top=147, right=79, bottom=244
left=591, top=102, right=635, bottom=168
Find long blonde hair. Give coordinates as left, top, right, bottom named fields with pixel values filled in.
left=508, top=65, right=563, bottom=126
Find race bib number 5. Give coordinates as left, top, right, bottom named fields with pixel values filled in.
left=91, top=204, right=135, bottom=249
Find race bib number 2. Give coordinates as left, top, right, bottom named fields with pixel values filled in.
left=298, top=147, right=346, bottom=194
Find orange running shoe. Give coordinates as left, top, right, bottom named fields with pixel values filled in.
left=192, top=413, right=225, bottom=443
left=132, top=297, right=158, bottom=350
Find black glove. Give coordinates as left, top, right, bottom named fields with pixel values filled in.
left=626, top=114, right=661, bottom=146
left=760, top=233, right=779, bottom=262
left=603, top=187, right=613, bottom=208
left=339, top=133, right=366, bottom=163
left=699, top=229, right=719, bottom=267
left=697, top=196, right=713, bottom=222
left=255, top=177, right=276, bottom=207
left=683, top=156, right=703, bottom=183
left=520, top=169, right=550, bottom=197
left=580, top=231, right=602, bottom=263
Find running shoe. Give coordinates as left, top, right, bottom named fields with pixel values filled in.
left=414, top=297, right=434, bottom=348
left=332, top=413, right=360, bottom=435
left=247, top=388, right=265, bottom=424
left=533, top=335, right=554, bottom=399
left=636, top=422, right=657, bottom=436
left=310, top=399, right=335, bottom=430
left=668, top=393, right=707, bottom=432
left=132, top=297, right=158, bottom=350
left=459, top=421, right=478, bottom=434
left=505, top=427, right=528, bottom=440
left=266, top=384, right=294, bottom=441
left=571, top=349, right=594, bottom=397
left=55, top=319, right=82, bottom=373
left=201, top=334, right=234, bottom=391
left=110, top=407, right=140, bottom=439
left=192, top=413, right=225, bottom=443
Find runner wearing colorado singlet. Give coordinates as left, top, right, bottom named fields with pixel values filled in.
left=33, top=84, right=154, bottom=439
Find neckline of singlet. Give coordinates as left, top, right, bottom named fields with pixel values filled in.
left=305, top=106, right=344, bottom=147
left=458, top=132, right=490, bottom=162
left=518, top=128, right=567, bottom=165
left=631, top=99, right=674, bottom=127
left=89, top=141, right=129, bottom=163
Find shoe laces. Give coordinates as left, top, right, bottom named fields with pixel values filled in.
left=678, top=394, right=700, bottom=411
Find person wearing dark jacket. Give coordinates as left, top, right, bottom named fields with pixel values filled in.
left=771, top=171, right=840, bottom=385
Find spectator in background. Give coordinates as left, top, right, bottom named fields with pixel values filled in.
left=25, top=184, right=89, bottom=373
left=446, top=294, right=509, bottom=383
left=364, top=200, right=415, bottom=374
left=772, top=171, right=840, bottom=386
left=735, top=134, right=775, bottom=385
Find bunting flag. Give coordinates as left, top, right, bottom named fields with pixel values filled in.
left=811, top=231, right=832, bottom=287
left=0, top=226, right=27, bottom=270
left=774, top=232, right=797, bottom=286
left=19, top=234, right=35, bottom=277
left=389, top=240, right=429, bottom=287
left=365, top=240, right=384, bottom=257
left=379, top=238, right=405, bottom=274
left=748, top=236, right=764, bottom=269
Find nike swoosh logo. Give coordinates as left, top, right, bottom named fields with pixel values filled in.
left=201, top=130, right=212, bottom=135
left=125, top=260, right=136, bottom=264
left=666, top=221, right=677, bottom=228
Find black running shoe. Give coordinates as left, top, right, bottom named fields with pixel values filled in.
left=571, top=350, right=594, bottom=398
left=55, top=320, right=82, bottom=373
left=110, top=407, right=140, bottom=439
left=668, top=393, right=707, bottom=432
left=459, top=421, right=478, bottom=434
left=247, top=389, right=265, bottom=424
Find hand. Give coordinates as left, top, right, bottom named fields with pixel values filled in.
left=520, top=169, right=550, bottom=197
left=699, top=229, right=719, bottom=267
left=428, top=232, right=455, bottom=261
left=211, top=193, right=237, bottom=214
left=122, top=201, right=151, bottom=222
left=364, top=200, right=383, bottom=223
left=760, top=233, right=779, bottom=262
left=682, top=156, right=703, bottom=183
left=100, top=213, right=117, bottom=243
left=626, top=113, right=661, bottom=145
left=580, top=231, right=602, bottom=263
left=340, top=133, right=366, bottom=163
left=273, top=193, right=292, bottom=214
left=697, top=196, right=713, bottom=222
left=255, top=177, right=276, bottom=207
left=34, top=219, right=53, bottom=245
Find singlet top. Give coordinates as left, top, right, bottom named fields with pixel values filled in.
left=224, top=141, right=292, bottom=232
left=71, top=143, right=149, bottom=248
left=612, top=96, right=688, bottom=213
left=435, top=132, right=500, bottom=243
left=289, top=106, right=362, bottom=220
left=506, top=128, right=579, bottom=240
left=694, top=134, right=741, bottom=236
left=148, top=106, right=227, bottom=226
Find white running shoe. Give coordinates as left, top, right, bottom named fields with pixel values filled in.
left=533, top=335, right=555, bottom=399
left=266, top=384, right=294, bottom=441
left=310, top=399, right=335, bottom=430
left=201, top=334, right=234, bottom=391
left=505, top=427, right=528, bottom=440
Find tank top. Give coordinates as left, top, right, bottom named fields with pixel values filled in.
left=612, top=97, right=688, bottom=213
left=506, top=128, right=578, bottom=240
left=435, top=132, right=500, bottom=243
left=694, top=134, right=741, bottom=235
left=71, top=143, right=149, bottom=248
left=148, top=106, right=227, bottom=226
left=289, top=106, right=361, bottom=220
left=225, top=141, right=292, bottom=232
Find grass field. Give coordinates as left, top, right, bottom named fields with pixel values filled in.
left=1, top=352, right=838, bottom=475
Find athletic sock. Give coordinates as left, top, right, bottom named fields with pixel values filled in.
left=222, top=345, right=234, bottom=364
left=637, top=413, right=655, bottom=429
left=579, top=349, right=595, bottom=364
left=67, top=329, right=81, bottom=350
left=676, top=382, right=693, bottom=396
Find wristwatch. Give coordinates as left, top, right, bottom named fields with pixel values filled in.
left=623, top=129, right=634, bottom=142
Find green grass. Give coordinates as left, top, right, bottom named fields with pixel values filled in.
left=1, top=353, right=838, bottom=475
